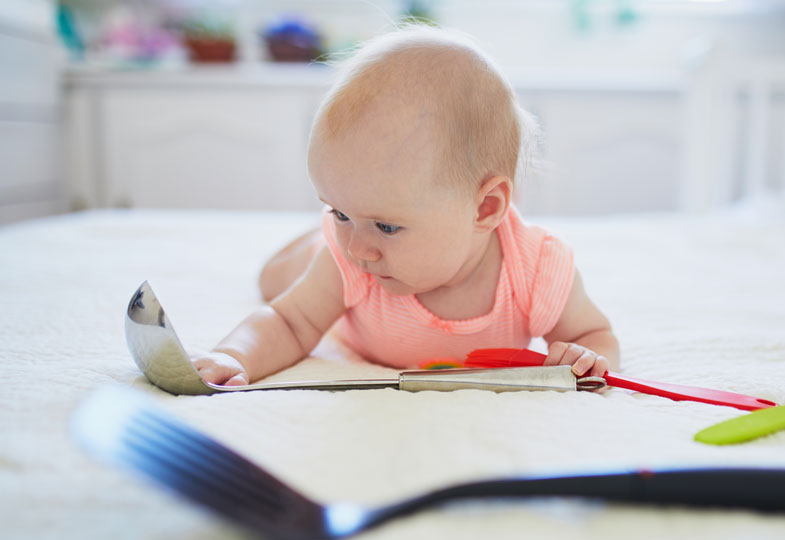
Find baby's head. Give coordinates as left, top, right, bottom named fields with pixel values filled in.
left=309, top=25, right=530, bottom=200
left=308, top=26, right=535, bottom=295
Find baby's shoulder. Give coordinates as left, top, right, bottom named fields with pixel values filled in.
left=500, top=213, right=576, bottom=335
left=502, top=210, right=572, bottom=271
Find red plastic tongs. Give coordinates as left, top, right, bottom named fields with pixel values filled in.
left=465, top=348, right=778, bottom=411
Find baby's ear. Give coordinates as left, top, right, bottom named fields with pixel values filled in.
left=475, top=175, right=512, bottom=231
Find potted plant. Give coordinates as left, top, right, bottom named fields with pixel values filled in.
left=262, top=17, right=322, bottom=63
left=179, top=17, right=236, bottom=63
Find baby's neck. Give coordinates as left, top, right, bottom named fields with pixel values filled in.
left=415, top=231, right=502, bottom=320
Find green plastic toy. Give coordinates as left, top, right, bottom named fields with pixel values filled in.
left=695, top=405, right=785, bottom=445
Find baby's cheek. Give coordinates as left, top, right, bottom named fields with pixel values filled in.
left=333, top=227, right=348, bottom=248
left=411, top=249, right=455, bottom=278
left=334, top=231, right=353, bottom=260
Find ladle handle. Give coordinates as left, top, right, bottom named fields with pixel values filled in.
left=398, top=365, right=597, bottom=393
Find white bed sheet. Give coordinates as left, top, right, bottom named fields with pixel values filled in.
left=1, top=208, right=784, bottom=539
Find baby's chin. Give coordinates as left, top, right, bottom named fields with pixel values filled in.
left=372, top=274, right=417, bottom=296
left=373, top=274, right=441, bottom=297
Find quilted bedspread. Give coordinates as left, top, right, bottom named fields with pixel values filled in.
left=1, top=208, right=784, bottom=539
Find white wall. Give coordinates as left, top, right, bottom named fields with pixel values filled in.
left=0, top=0, right=65, bottom=224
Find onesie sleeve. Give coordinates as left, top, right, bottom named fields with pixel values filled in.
left=520, top=227, right=575, bottom=337
left=321, top=210, right=373, bottom=308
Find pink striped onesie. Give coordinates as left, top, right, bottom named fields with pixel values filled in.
left=322, top=207, right=574, bottom=368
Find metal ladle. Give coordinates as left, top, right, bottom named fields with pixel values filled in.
left=125, top=281, right=606, bottom=396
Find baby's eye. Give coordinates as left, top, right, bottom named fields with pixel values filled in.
left=330, top=209, right=350, bottom=222
left=375, top=222, right=400, bottom=235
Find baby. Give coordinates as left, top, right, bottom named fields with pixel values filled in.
left=193, top=26, right=619, bottom=386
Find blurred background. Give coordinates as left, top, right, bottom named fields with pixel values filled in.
left=1, top=0, right=784, bottom=224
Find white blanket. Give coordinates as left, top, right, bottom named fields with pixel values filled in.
left=2, top=208, right=784, bottom=539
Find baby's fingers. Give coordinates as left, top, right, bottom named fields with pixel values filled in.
left=543, top=342, right=568, bottom=365
left=576, top=354, right=610, bottom=393
left=223, top=373, right=249, bottom=386
left=545, top=342, right=583, bottom=367
left=198, top=365, right=241, bottom=386
left=570, top=351, right=597, bottom=377
left=192, top=361, right=224, bottom=384
left=191, top=351, right=249, bottom=386
left=191, top=355, right=230, bottom=385
left=191, top=356, right=213, bottom=372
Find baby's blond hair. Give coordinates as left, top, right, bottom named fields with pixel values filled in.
left=311, top=25, right=537, bottom=196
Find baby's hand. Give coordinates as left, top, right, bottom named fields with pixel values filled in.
left=191, top=351, right=249, bottom=386
left=544, top=342, right=609, bottom=379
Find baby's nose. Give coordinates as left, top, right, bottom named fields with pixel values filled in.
left=347, top=232, right=381, bottom=263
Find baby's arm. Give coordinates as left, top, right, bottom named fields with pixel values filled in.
left=193, top=246, right=346, bottom=385
left=543, top=270, right=620, bottom=378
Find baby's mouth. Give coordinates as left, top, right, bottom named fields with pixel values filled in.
left=358, top=264, right=393, bottom=281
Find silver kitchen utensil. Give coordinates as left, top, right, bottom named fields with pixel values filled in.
left=126, top=281, right=606, bottom=396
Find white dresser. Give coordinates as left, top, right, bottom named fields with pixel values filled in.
left=65, top=64, right=329, bottom=213
left=64, top=64, right=684, bottom=215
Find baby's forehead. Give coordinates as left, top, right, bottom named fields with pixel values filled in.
left=312, top=99, right=440, bottom=178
